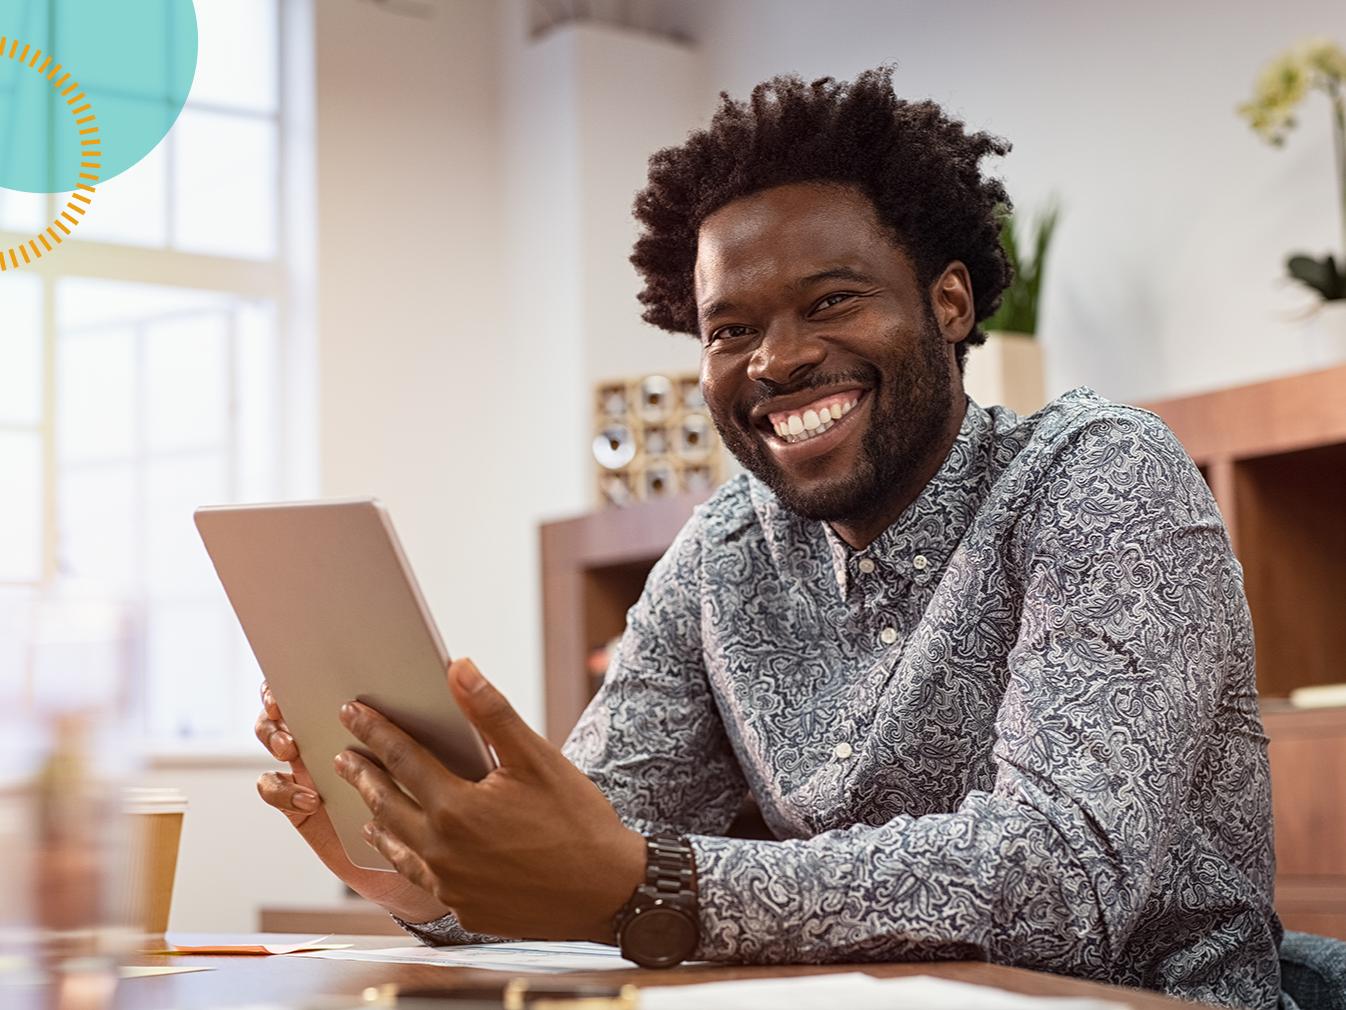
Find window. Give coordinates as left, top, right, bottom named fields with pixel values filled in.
left=0, top=0, right=314, bottom=751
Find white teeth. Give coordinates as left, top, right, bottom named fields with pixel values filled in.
left=766, top=394, right=863, bottom=444
left=782, top=417, right=833, bottom=444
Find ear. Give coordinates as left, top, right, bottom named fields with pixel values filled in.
left=928, top=261, right=975, bottom=345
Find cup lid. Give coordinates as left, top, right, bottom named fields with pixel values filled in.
left=123, top=786, right=188, bottom=814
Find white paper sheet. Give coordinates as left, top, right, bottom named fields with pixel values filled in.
left=640, top=973, right=1130, bottom=1010
left=297, top=940, right=639, bottom=974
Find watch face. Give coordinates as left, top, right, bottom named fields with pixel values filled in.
left=623, top=905, right=698, bottom=969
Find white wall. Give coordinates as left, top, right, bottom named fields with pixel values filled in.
left=498, top=17, right=705, bottom=518
left=666, top=0, right=1346, bottom=402
left=314, top=0, right=524, bottom=712
left=570, top=24, right=705, bottom=391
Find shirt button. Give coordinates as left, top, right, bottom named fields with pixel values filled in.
left=833, top=742, right=853, bottom=760
left=912, top=554, right=929, bottom=570
left=857, top=558, right=876, bottom=574
left=879, top=626, right=898, bottom=645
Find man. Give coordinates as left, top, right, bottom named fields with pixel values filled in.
left=255, top=68, right=1280, bottom=1008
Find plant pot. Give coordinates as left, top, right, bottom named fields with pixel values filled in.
left=963, top=330, right=1046, bottom=416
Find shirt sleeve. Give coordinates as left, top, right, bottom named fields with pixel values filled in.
left=563, top=506, right=748, bottom=836
left=397, top=503, right=746, bottom=946
left=686, top=411, right=1252, bottom=974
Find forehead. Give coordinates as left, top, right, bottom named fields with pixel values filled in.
left=694, top=182, right=900, bottom=300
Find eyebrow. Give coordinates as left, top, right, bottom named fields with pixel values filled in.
left=697, top=266, right=881, bottom=324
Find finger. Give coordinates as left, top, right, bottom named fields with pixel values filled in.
left=333, top=748, right=433, bottom=849
left=338, top=701, right=461, bottom=801
left=257, top=770, right=321, bottom=819
left=254, top=710, right=299, bottom=762
left=448, top=658, right=548, bottom=768
left=260, top=682, right=283, bottom=721
left=362, top=822, right=441, bottom=899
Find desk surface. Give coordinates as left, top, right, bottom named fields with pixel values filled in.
left=74, top=934, right=1203, bottom=1009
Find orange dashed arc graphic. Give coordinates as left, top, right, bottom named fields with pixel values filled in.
left=0, top=34, right=99, bottom=272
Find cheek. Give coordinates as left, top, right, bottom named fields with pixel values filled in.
left=699, top=362, right=734, bottom=421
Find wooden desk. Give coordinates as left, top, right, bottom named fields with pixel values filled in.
left=81, top=935, right=1203, bottom=1009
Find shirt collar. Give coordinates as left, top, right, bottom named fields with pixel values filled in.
left=818, top=394, right=993, bottom=598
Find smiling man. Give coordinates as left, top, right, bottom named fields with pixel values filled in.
left=255, top=68, right=1280, bottom=1008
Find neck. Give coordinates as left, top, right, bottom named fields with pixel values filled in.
left=827, top=393, right=967, bottom=551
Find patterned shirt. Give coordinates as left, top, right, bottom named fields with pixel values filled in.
left=410, top=388, right=1281, bottom=1009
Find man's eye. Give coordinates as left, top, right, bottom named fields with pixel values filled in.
left=708, top=325, right=753, bottom=343
left=815, top=293, right=854, bottom=312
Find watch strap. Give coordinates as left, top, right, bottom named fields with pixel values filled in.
left=644, top=834, right=696, bottom=897
left=614, top=833, right=699, bottom=968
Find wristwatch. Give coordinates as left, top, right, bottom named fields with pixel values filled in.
left=613, top=834, right=699, bottom=968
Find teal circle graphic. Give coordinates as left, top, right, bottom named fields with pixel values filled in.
left=0, top=0, right=197, bottom=193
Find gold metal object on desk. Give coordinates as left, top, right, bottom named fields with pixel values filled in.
left=504, top=979, right=640, bottom=1009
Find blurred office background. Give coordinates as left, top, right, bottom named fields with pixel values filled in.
left=1, top=0, right=1343, bottom=931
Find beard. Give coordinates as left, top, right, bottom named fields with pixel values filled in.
left=709, top=304, right=955, bottom=524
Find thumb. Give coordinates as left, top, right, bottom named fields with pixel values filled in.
left=449, top=657, right=544, bottom=767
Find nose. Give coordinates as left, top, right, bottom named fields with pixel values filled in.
left=745, top=319, right=825, bottom=389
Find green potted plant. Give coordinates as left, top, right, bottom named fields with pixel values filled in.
left=967, top=202, right=1059, bottom=416
left=1238, top=37, right=1346, bottom=303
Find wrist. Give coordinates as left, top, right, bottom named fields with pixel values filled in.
left=360, top=877, right=451, bottom=924
left=612, top=833, right=700, bottom=968
left=586, top=826, right=646, bottom=943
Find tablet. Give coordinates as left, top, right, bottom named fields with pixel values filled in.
left=195, top=498, right=496, bottom=871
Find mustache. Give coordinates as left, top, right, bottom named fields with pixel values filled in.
left=733, top=366, right=880, bottom=423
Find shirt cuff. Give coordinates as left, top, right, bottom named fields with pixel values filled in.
left=389, top=911, right=507, bottom=947
left=687, top=833, right=787, bottom=963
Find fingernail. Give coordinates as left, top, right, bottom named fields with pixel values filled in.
left=273, top=731, right=295, bottom=754
left=455, top=658, right=485, bottom=693
left=362, top=822, right=376, bottom=840
left=334, top=752, right=351, bottom=773
left=339, top=702, right=358, bottom=724
left=294, top=791, right=319, bottom=812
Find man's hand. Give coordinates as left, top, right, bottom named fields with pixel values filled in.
left=253, top=682, right=452, bottom=924
left=334, top=658, right=646, bottom=943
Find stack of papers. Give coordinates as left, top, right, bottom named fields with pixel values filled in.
left=151, top=934, right=350, bottom=955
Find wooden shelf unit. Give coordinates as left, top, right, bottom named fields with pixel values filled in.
left=1138, top=363, right=1346, bottom=699
left=540, top=489, right=708, bottom=744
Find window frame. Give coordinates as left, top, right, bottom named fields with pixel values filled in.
left=0, top=0, right=315, bottom=756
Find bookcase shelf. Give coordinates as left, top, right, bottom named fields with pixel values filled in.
left=1138, top=363, right=1346, bottom=700
left=539, top=490, right=708, bottom=744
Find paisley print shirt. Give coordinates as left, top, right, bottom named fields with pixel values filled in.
left=410, top=387, right=1281, bottom=1009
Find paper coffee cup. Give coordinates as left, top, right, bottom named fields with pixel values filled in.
left=121, top=787, right=187, bottom=935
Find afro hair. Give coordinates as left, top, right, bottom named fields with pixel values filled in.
left=630, top=66, right=1013, bottom=372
